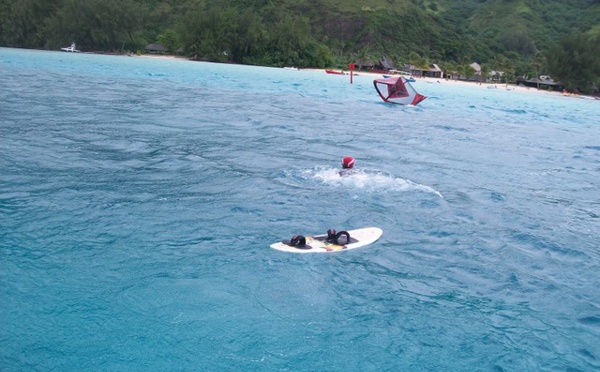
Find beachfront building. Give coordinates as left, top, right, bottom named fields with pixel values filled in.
left=145, top=43, right=168, bottom=54
left=468, top=62, right=486, bottom=82
left=516, top=75, right=564, bottom=91
left=377, top=57, right=395, bottom=71
left=410, top=64, right=443, bottom=78
left=364, top=57, right=396, bottom=73
left=444, top=62, right=485, bottom=82
left=354, top=60, right=375, bottom=71
left=489, top=70, right=505, bottom=82
left=353, top=57, right=396, bottom=74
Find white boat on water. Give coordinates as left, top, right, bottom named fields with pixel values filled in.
left=60, top=42, right=80, bottom=53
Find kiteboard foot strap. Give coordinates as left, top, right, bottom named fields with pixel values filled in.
left=326, top=229, right=351, bottom=245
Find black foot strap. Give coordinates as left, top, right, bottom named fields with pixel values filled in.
left=326, top=229, right=351, bottom=245
left=282, top=234, right=311, bottom=249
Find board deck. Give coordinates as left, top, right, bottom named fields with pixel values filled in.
left=270, top=227, right=383, bottom=253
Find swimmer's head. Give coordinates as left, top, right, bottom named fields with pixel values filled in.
left=342, top=156, right=355, bottom=169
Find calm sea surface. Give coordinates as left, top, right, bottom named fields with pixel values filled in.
left=1, top=47, right=599, bottom=371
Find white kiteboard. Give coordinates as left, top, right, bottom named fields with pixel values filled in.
left=270, top=227, right=383, bottom=253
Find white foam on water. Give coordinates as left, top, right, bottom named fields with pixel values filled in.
left=308, top=167, right=443, bottom=197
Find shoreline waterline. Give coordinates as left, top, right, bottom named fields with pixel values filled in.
left=4, top=46, right=594, bottom=99
left=134, top=52, right=594, bottom=99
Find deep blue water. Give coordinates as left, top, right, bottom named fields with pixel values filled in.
left=1, top=47, right=599, bottom=371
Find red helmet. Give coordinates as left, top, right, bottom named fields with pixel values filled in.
left=342, top=156, right=355, bottom=169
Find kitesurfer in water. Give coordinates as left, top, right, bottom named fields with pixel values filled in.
left=339, top=156, right=356, bottom=176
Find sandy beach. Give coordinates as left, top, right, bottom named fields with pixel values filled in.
left=136, top=54, right=595, bottom=99
left=306, top=67, right=568, bottom=97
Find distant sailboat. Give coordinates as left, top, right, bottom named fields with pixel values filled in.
left=60, top=42, right=80, bottom=53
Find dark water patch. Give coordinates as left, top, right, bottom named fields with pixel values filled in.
left=431, top=124, right=469, bottom=132
left=510, top=231, right=591, bottom=263
left=490, top=192, right=506, bottom=202
left=577, top=348, right=597, bottom=362
left=578, top=316, right=600, bottom=327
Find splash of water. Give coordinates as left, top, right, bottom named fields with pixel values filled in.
left=308, top=167, right=443, bottom=197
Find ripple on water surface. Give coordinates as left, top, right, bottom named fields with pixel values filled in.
left=1, top=48, right=600, bottom=371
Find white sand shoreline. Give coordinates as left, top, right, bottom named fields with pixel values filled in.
left=305, top=67, right=568, bottom=97
left=135, top=54, right=596, bottom=100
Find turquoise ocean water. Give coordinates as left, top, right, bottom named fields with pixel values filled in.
left=1, top=47, right=599, bottom=371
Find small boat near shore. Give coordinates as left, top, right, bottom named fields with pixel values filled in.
left=60, top=42, right=80, bottom=53
left=326, top=69, right=347, bottom=75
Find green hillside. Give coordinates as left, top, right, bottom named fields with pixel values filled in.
left=467, top=0, right=599, bottom=53
left=1, top=0, right=598, bottom=92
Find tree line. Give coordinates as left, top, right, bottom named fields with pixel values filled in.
left=0, top=0, right=334, bottom=67
left=0, top=0, right=598, bottom=93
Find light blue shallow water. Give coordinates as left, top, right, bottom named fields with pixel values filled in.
left=1, top=47, right=599, bottom=371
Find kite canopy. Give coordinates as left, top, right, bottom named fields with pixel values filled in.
left=373, top=77, right=427, bottom=105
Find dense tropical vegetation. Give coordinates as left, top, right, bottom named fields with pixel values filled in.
left=1, top=0, right=599, bottom=93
